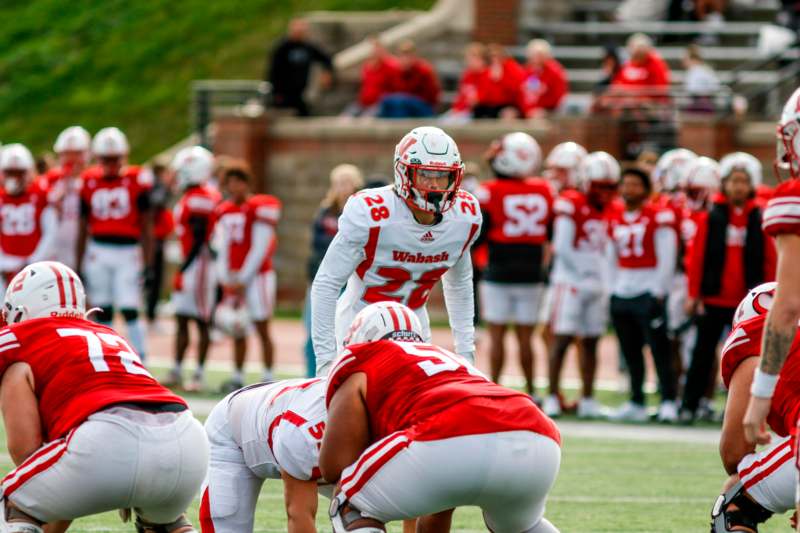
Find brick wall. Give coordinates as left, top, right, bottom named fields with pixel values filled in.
left=473, top=0, right=519, bottom=45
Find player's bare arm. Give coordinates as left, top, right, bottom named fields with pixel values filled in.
left=744, top=235, right=800, bottom=445
left=1, top=362, right=42, bottom=465
left=281, top=469, right=319, bottom=533
left=719, top=357, right=757, bottom=474
left=319, top=372, right=369, bottom=483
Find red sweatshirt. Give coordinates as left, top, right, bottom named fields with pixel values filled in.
left=520, top=58, right=568, bottom=115
left=477, top=58, right=525, bottom=108
left=612, top=51, right=671, bottom=90
left=359, top=56, right=400, bottom=107
left=390, top=58, right=441, bottom=106
left=452, top=68, right=484, bottom=112
left=687, top=195, right=776, bottom=308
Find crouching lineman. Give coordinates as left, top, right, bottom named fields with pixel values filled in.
left=711, top=282, right=797, bottom=531
left=311, top=126, right=481, bottom=377
left=321, top=302, right=561, bottom=533
left=200, top=378, right=328, bottom=532
left=0, top=261, right=207, bottom=533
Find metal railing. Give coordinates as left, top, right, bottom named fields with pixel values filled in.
left=192, top=80, right=271, bottom=147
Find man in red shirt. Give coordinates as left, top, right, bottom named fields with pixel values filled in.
left=611, top=33, right=671, bottom=99
left=164, top=147, right=221, bottom=391
left=0, top=261, right=206, bottom=533
left=475, top=132, right=553, bottom=398
left=76, top=127, right=153, bottom=360
left=345, top=36, right=400, bottom=117
left=0, top=144, right=56, bottom=292
left=321, top=301, right=561, bottom=533
left=520, top=39, right=568, bottom=117
left=377, top=40, right=440, bottom=118
left=39, top=126, right=92, bottom=270
left=447, top=42, right=488, bottom=119
left=214, top=164, right=281, bottom=391
left=682, top=156, right=775, bottom=421
left=472, top=44, right=526, bottom=119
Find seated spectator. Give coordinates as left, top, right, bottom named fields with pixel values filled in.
left=343, top=36, right=399, bottom=117
left=682, top=44, right=720, bottom=113
left=267, top=18, right=333, bottom=116
left=611, top=33, right=671, bottom=96
left=377, top=39, right=441, bottom=118
left=472, top=44, right=525, bottom=119
left=444, top=42, right=489, bottom=121
left=519, top=39, right=568, bottom=117
left=593, top=45, right=621, bottom=95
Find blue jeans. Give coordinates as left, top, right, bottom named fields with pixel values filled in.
left=377, top=94, right=434, bottom=118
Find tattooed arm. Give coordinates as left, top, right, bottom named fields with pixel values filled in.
left=743, top=234, right=800, bottom=445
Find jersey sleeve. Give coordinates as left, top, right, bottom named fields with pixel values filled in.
left=0, top=328, right=21, bottom=377
left=720, top=323, right=761, bottom=389
left=254, top=196, right=282, bottom=226
left=335, top=194, right=372, bottom=246
left=762, top=180, right=800, bottom=237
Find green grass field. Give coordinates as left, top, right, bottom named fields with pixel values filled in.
left=0, top=0, right=434, bottom=160
left=0, top=364, right=790, bottom=533
left=0, top=424, right=791, bottom=533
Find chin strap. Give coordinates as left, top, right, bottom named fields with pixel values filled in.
left=710, top=481, right=773, bottom=533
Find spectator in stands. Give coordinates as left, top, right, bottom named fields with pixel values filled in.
left=445, top=42, right=489, bottom=121
left=593, top=45, right=622, bottom=95
left=681, top=159, right=774, bottom=422
left=377, top=39, right=441, bottom=118
left=303, top=164, right=364, bottom=376
left=520, top=39, right=569, bottom=117
left=611, top=33, right=671, bottom=95
left=682, top=44, right=720, bottom=113
left=472, top=44, right=526, bottom=119
left=267, top=18, right=333, bottom=116
left=344, top=36, right=399, bottom=117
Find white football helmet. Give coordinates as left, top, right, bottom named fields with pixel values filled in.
left=733, top=282, right=776, bottom=328
left=776, top=86, right=800, bottom=181
left=54, top=125, right=91, bottom=154
left=92, top=127, right=129, bottom=157
left=682, top=157, right=720, bottom=210
left=342, top=301, right=425, bottom=348
left=172, top=146, right=214, bottom=190
left=489, top=132, right=542, bottom=179
left=653, top=148, right=697, bottom=192
left=719, top=152, right=763, bottom=187
left=1, top=143, right=35, bottom=195
left=579, top=151, right=621, bottom=189
left=215, top=298, right=250, bottom=339
left=394, top=126, right=463, bottom=215
left=3, top=261, right=87, bottom=324
left=545, top=141, right=588, bottom=189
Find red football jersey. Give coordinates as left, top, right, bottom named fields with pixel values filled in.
left=173, top=185, right=221, bottom=257
left=720, top=315, right=800, bottom=437
left=0, top=317, right=185, bottom=441
left=607, top=202, right=675, bottom=269
left=652, top=192, right=684, bottom=234
left=477, top=177, right=553, bottom=245
left=326, top=340, right=560, bottom=444
left=80, top=165, right=151, bottom=240
left=0, top=183, right=50, bottom=258
left=554, top=189, right=609, bottom=251
left=215, top=194, right=281, bottom=273
left=762, top=179, right=800, bottom=237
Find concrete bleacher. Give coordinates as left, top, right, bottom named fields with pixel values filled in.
left=424, top=0, right=787, bottom=114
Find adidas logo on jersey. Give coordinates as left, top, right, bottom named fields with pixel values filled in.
left=392, top=250, right=449, bottom=263
left=420, top=231, right=435, bottom=242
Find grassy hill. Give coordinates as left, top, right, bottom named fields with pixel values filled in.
left=0, top=0, right=433, bottom=160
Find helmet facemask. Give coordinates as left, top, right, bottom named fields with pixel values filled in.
left=2, top=169, right=28, bottom=196
left=399, top=160, right=463, bottom=215
left=775, top=120, right=800, bottom=182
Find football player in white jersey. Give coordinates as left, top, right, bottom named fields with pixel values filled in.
left=311, top=126, right=482, bottom=376
left=200, top=378, right=329, bottom=533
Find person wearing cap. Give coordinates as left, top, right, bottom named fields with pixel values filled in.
left=377, top=40, right=441, bottom=119
left=519, top=39, right=569, bottom=117
left=681, top=154, right=776, bottom=422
